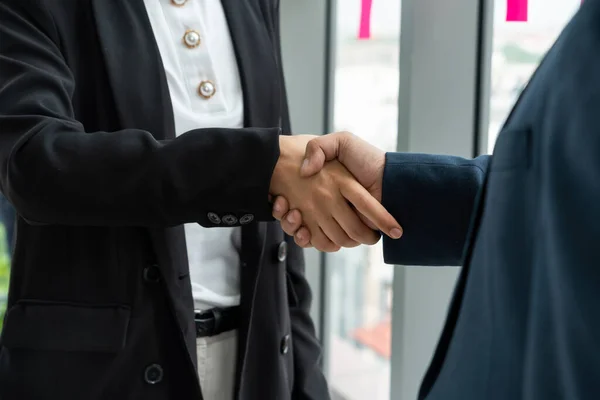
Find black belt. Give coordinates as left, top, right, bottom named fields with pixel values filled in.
left=194, top=306, right=240, bottom=338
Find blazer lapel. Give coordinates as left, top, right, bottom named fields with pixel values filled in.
left=221, top=0, right=282, bottom=129
left=90, top=0, right=175, bottom=139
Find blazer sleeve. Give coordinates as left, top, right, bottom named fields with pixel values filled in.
left=0, top=1, right=280, bottom=227
left=381, top=152, right=490, bottom=266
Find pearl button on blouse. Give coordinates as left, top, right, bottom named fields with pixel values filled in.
left=143, top=0, right=244, bottom=311
left=183, top=29, right=201, bottom=48
left=198, top=80, right=216, bottom=98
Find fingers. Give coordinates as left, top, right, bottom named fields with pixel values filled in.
left=280, top=210, right=303, bottom=236
left=310, top=226, right=341, bottom=253
left=285, top=207, right=374, bottom=249
left=357, top=211, right=379, bottom=230
left=271, top=196, right=326, bottom=250
left=293, top=227, right=312, bottom=247
left=272, top=196, right=290, bottom=221
left=278, top=208, right=313, bottom=248
left=272, top=196, right=306, bottom=241
left=317, top=212, right=360, bottom=249
left=271, top=196, right=314, bottom=248
left=272, top=192, right=357, bottom=250
left=340, top=180, right=403, bottom=239
left=282, top=200, right=366, bottom=249
left=281, top=209, right=337, bottom=251
left=300, top=132, right=352, bottom=177
left=333, top=201, right=380, bottom=245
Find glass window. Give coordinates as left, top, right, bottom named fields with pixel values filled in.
left=326, top=0, right=400, bottom=399
left=488, top=0, right=581, bottom=153
left=0, top=194, right=12, bottom=333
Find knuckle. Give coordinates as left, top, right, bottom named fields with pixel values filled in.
left=306, top=139, right=319, bottom=153
left=298, top=226, right=310, bottom=237
left=281, top=221, right=295, bottom=233
left=316, top=187, right=334, bottom=203
left=340, top=131, right=354, bottom=141
left=275, top=195, right=287, bottom=206
left=282, top=225, right=296, bottom=236
left=291, top=210, right=303, bottom=223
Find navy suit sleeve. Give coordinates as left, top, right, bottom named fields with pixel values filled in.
left=381, top=152, right=490, bottom=266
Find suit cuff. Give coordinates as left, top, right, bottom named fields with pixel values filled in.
left=381, top=152, right=483, bottom=266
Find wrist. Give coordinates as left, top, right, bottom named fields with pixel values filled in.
left=270, top=135, right=319, bottom=195
left=375, top=156, right=386, bottom=203
left=270, top=136, right=297, bottom=195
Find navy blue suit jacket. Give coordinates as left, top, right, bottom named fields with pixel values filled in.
left=382, top=3, right=600, bottom=399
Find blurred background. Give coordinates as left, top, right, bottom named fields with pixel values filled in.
left=0, top=224, right=9, bottom=332
left=0, top=0, right=583, bottom=398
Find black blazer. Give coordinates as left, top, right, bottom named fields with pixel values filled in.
left=0, top=1, right=328, bottom=399
left=382, top=3, right=600, bottom=399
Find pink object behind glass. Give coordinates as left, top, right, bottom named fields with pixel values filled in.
left=506, top=0, right=528, bottom=22
left=359, top=0, right=373, bottom=39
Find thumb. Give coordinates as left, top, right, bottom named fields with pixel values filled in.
left=300, top=133, right=344, bottom=177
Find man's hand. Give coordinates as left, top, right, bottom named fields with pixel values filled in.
left=270, top=134, right=401, bottom=252
left=272, top=132, right=403, bottom=247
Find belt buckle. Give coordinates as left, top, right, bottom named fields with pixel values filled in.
left=195, top=308, right=223, bottom=337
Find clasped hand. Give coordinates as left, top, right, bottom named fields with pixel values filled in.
left=269, top=133, right=402, bottom=252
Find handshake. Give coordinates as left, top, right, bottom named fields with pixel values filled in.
left=268, top=132, right=403, bottom=252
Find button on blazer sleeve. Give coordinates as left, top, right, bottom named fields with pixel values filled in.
left=0, top=1, right=280, bottom=227
left=381, top=152, right=490, bottom=266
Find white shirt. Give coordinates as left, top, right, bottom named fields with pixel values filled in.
left=143, top=0, right=244, bottom=311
